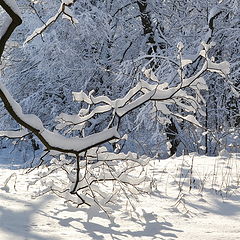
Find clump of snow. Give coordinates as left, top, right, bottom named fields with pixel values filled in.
left=219, top=149, right=231, bottom=158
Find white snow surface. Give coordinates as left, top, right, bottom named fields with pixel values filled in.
left=1, top=153, right=240, bottom=240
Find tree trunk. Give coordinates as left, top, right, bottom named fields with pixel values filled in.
left=137, top=0, right=180, bottom=156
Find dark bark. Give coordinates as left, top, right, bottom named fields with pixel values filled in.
left=136, top=0, right=156, bottom=55
left=166, top=119, right=179, bottom=156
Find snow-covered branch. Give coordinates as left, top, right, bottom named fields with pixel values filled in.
left=24, top=0, right=78, bottom=44
left=63, top=45, right=229, bottom=129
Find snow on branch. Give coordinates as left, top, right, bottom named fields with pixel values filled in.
left=0, top=81, right=120, bottom=154
left=64, top=42, right=229, bottom=128
left=0, top=128, right=28, bottom=138
left=24, top=0, right=78, bottom=44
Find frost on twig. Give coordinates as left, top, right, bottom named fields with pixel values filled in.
left=24, top=0, right=78, bottom=44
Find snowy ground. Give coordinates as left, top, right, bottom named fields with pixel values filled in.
left=1, top=151, right=240, bottom=240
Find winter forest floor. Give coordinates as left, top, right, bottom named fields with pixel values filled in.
left=1, top=150, right=240, bottom=240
